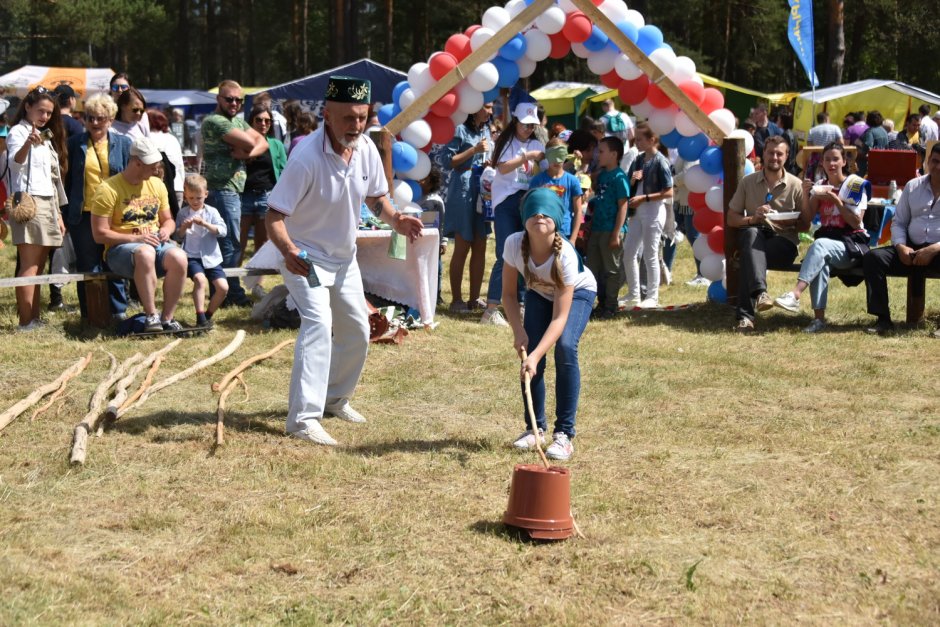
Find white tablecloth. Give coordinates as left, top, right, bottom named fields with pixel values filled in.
left=245, top=229, right=439, bottom=323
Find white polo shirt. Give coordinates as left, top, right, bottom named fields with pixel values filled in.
left=267, top=126, right=388, bottom=267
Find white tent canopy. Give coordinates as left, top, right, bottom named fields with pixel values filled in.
left=139, top=89, right=217, bottom=107
left=0, top=65, right=114, bottom=99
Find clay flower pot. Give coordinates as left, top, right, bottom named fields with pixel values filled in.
left=503, top=463, right=573, bottom=540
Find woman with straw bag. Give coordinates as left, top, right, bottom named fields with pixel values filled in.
left=6, top=87, right=68, bottom=331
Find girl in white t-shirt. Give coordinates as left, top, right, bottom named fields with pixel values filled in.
left=502, top=188, right=597, bottom=461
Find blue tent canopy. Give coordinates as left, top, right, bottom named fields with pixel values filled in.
left=139, top=89, right=217, bottom=117
left=246, top=59, right=407, bottom=113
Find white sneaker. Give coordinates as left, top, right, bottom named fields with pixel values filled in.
left=774, top=291, right=801, bottom=313
left=289, top=420, right=338, bottom=446
left=637, top=298, right=659, bottom=309
left=325, top=404, right=367, bottom=423
left=546, top=433, right=574, bottom=461
left=686, top=275, right=710, bottom=287
left=512, top=429, right=544, bottom=450
left=16, top=319, right=43, bottom=332
left=803, top=319, right=826, bottom=334
left=618, top=296, right=638, bottom=309
left=480, top=308, right=509, bottom=326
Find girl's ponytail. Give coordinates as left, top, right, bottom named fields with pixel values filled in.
left=551, top=233, right=565, bottom=288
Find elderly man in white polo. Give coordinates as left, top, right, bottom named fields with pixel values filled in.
left=265, top=76, right=424, bottom=446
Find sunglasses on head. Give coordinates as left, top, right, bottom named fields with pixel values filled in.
left=222, top=96, right=243, bottom=104
left=30, top=86, right=49, bottom=95
left=111, top=84, right=130, bottom=92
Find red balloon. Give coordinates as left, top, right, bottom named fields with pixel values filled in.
left=618, top=76, right=649, bottom=106
left=688, top=191, right=708, bottom=212
left=428, top=52, right=458, bottom=81
left=425, top=113, right=455, bottom=145
left=562, top=12, right=593, bottom=44
left=430, top=90, right=459, bottom=117
left=678, top=80, right=705, bottom=106
left=646, top=83, right=673, bottom=109
left=693, top=210, right=723, bottom=234
left=707, top=226, right=725, bottom=254
left=464, top=24, right=481, bottom=38
left=700, top=88, right=724, bottom=114
left=600, top=69, right=621, bottom=89
left=445, top=34, right=472, bottom=62
left=548, top=31, right=571, bottom=59
left=591, top=0, right=604, bottom=4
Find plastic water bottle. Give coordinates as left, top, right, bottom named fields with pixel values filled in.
left=888, top=180, right=897, bottom=203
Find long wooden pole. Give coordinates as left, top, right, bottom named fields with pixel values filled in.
left=384, top=0, right=554, bottom=136
left=722, top=137, right=745, bottom=306
left=0, top=353, right=93, bottom=432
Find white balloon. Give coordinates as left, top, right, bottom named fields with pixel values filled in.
left=675, top=111, right=701, bottom=137
left=450, top=108, right=467, bottom=126
left=467, top=62, right=499, bottom=92
left=586, top=48, right=618, bottom=76
left=456, top=82, right=484, bottom=114
left=692, top=234, right=712, bottom=261
left=700, top=254, right=726, bottom=282
left=649, top=48, right=677, bottom=78
left=411, top=67, right=436, bottom=96
left=691, top=75, right=704, bottom=87
left=398, top=87, right=417, bottom=110
left=505, top=0, right=526, bottom=20
left=623, top=9, right=645, bottom=29
left=404, top=150, right=432, bottom=181
left=482, top=6, right=510, bottom=31
left=728, top=128, right=754, bottom=157
left=631, top=99, right=654, bottom=120
left=535, top=6, right=566, bottom=34
left=524, top=30, right=551, bottom=62
left=615, top=54, right=643, bottom=80
left=517, top=56, right=537, bottom=78
left=648, top=108, right=677, bottom=136
left=705, top=185, right=724, bottom=213
left=393, top=179, right=413, bottom=206
left=709, top=108, right=736, bottom=136
left=408, top=62, right=429, bottom=87
left=401, top=119, right=432, bottom=149
left=685, top=165, right=714, bottom=194
left=559, top=0, right=578, bottom=12
left=671, top=56, right=698, bottom=83
left=570, top=42, right=591, bottom=59
left=599, top=0, right=628, bottom=23
left=470, top=27, right=495, bottom=52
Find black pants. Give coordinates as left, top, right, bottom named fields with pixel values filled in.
left=863, top=244, right=940, bottom=319
left=736, top=227, right=798, bottom=321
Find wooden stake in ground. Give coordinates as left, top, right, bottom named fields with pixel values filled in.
left=0, top=352, right=93, bottom=433
left=69, top=352, right=141, bottom=465
left=520, top=350, right=550, bottom=469
left=213, top=338, right=293, bottom=446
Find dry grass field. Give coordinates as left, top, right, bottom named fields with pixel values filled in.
left=0, top=238, right=938, bottom=625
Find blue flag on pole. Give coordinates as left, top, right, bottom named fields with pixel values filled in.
left=788, top=0, right=819, bottom=87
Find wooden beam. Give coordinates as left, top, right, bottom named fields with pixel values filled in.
left=385, top=0, right=554, bottom=136
left=0, top=268, right=278, bottom=289
left=571, top=0, right=726, bottom=144
left=722, top=137, right=745, bottom=306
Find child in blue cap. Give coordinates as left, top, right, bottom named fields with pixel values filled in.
left=501, top=187, right=597, bottom=461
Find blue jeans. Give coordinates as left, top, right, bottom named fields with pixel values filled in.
left=69, top=211, right=127, bottom=318
left=240, top=189, right=270, bottom=217
left=486, top=191, right=526, bottom=305
left=521, top=287, right=594, bottom=438
left=798, top=237, right=856, bottom=310
left=208, top=189, right=246, bottom=301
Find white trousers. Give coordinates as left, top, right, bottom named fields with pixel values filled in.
left=622, top=201, right=666, bottom=302
left=280, top=258, right=370, bottom=434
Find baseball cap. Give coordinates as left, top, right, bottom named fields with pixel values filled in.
left=53, top=84, right=77, bottom=99
left=513, top=102, right=540, bottom=125
left=130, top=136, right=163, bottom=165
left=933, top=111, right=940, bottom=121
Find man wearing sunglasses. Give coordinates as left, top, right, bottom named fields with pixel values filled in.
left=726, top=136, right=807, bottom=332
left=200, top=79, right=269, bottom=307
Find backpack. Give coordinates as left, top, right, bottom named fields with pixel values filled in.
left=605, top=112, right=626, bottom=135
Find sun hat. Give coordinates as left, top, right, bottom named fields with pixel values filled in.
left=513, top=102, right=540, bottom=125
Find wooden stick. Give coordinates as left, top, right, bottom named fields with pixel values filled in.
left=211, top=338, right=293, bottom=393
left=0, top=352, right=93, bottom=433
left=100, top=339, right=182, bottom=433
left=120, top=355, right=164, bottom=412
left=215, top=377, right=242, bottom=446
left=70, top=352, right=141, bottom=465
left=31, top=351, right=94, bottom=421
left=121, top=330, right=246, bottom=416
left=520, top=349, right=550, bottom=469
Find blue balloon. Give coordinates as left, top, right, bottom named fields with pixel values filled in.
left=405, top=179, right=423, bottom=202
left=636, top=25, right=664, bottom=55
left=392, top=81, right=410, bottom=105
left=482, top=86, right=501, bottom=103
left=500, top=34, right=527, bottom=62
left=678, top=133, right=709, bottom=162
left=616, top=20, right=639, bottom=44
left=493, top=56, right=519, bottom=89
left=744, top=160, right=755, bottom=175
left=377, top=103, right=396, bottom=126
left=391, top=141, right=418, bottom=173
left=660, top=129, right=683, bottom=149
left=583, top=26, right=609, bottom=52
left=707, top=280, right=727, bottom=304
left=699, top=146, right=723, bottom=175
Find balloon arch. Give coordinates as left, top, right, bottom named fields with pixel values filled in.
left=375, top=0, right=755, bottom=286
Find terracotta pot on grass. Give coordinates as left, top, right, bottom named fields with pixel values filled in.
left=503, top=464, right=574, bottom=540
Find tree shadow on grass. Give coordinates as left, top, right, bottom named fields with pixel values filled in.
left=108, top=409, right=283, bottom=439
left=343, top=437, right=495, bottom=462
